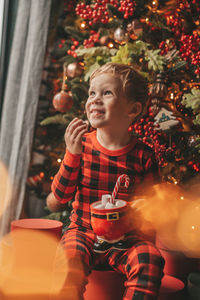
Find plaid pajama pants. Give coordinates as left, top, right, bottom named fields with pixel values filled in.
left=54, top=223, right=165, bottom=300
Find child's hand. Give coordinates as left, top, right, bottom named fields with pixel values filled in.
left=64, top=118, right=88, bottom=155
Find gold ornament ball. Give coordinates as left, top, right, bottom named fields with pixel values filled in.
left=66, top=62, right=83, bottom=78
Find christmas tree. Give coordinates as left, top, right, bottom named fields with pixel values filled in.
left=26, top=0, right=200, bottom=222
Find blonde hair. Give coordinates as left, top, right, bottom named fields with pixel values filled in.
left=90, top=62, right=149, bottom=109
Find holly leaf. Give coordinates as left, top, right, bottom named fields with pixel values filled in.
left=145, top=49, right=166, bottom=71
left=182, top=89, right=200, bottom=113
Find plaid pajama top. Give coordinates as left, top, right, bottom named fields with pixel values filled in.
left=52, top=130, right=160, bottom=229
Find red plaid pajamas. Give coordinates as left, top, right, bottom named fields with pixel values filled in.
left=52, top=131, right=164, bottom=299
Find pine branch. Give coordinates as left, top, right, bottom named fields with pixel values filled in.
left=64, top=26, right=88, bottom=41
left=107, top=4, right=124, bottom=19
left=58, top=55, right=76, bottom=64
left=40, top=114, right=71, bottom=126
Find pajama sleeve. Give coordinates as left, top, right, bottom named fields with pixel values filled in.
left=51, top=149, right=81, bottom=203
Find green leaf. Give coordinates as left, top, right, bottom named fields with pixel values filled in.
left=133, top=40, right=149, bottom=54
left=182, top=89, right=200, bottom=112
left=84, top=62, right=100, bottom=81
left=111, top=41, right=149, bottom=65
left=76, top=46, right=115, bottom=81
left=145, top=49, right=166, bottom=71
left=194, top=114, right=200, bottom=125
left=111, top=44, right=132, bottom=64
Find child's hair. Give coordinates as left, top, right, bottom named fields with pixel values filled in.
left=90, top=62, right=149, bottom=110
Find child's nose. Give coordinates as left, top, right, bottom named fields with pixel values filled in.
left=91, top=93, right=103, bottom=103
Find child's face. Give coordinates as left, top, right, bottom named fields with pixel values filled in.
left=85, top=73, right=136, bottom=130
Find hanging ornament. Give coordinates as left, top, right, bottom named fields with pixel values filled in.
left=149, top=0, right=159, bottom=12
left=187, top=135, right=200, bottom=148
left=113, top=27, right=126, bottom=44
left=52, top=91, right=73, bottom=113
left=149, top=71, right=168, bottom=115
left=127, top=19, right=143, bottom=39
left=52, top=64, right=73, bottom=113
left=66, top=62, right=84, bottom=78
left=154, top=107, right=179, bottom=131
left=150, top=98, right=161, bottom=115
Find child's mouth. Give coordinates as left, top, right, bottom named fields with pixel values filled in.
left=90, top=109, right=105, bottom=117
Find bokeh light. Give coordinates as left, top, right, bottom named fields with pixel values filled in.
left=131, top=182, right=188, bottom=231
left=0, top=229, right=67, bottom=299
left=177, top=200, right=200, bottom=258
left=131, top=181, right=200, bottom=257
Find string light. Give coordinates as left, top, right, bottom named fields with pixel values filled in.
left=57, top=158, right=62, bottom=163
left=107, top=42, right=114, bottom=48
left=151, top=0, right=159, bottom=12
left=39, top=172, right=45, bottom=178
left=80, top=21, right=87, bottom=30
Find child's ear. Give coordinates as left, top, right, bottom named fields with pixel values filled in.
left=128, top=102, right=142, bottom=118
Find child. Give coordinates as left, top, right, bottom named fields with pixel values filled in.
left=50, top=63, right=165, bottom=300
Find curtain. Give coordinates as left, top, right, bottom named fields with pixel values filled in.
left=0, top=0, right=52, bottom=238
left=0, top=0, right=19, bottom=118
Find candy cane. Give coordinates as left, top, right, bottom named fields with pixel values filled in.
left=111, top=174, right=130, bottom=204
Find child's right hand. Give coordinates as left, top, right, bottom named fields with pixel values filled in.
left=64, top=118, right=88, bottom=155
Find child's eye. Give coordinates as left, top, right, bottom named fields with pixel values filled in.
left=89, top=91, right=95, bottom=96
left=104, top=90, right=112, bottom=95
